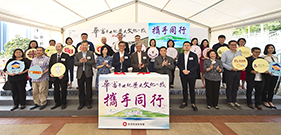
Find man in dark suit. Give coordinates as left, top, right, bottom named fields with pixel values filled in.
left=130, top=42, right=150, bottom=72
left=246, top=47, right=264, bottom=110
left=74, top=41, right=95, bottom=110
left=130, top=35, right=146, bottom=55
left=49, top=43, right=70, bottom=110
left=154, top=46, right=175, bottom=84
left=177, top=41, right=198, bottom=111
left=112, top=41, right=131, bottom=72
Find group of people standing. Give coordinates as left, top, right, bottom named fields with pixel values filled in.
left=3, top=33, right=279, bottom=113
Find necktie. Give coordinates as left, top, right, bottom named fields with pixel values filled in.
left=57, top=54, right=61, bottom=62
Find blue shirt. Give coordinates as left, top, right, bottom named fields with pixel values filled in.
left=221, top=49, right=242, bottom=71
left=82, top=51, right=87, bottom=71
left=76, top=41, right=95, bottom=53
left=30, top=55, right=50, bottom=82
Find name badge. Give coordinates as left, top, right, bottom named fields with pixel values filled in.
left=143, top=56, right=147, bottom=59
left=151, top=59, right=155, bottom=62
left=189, top=57, right=193, bottom=60
left=87, top=56, right=91, bottom=59
left=124, top=56, right=128, bottom=59
left=61, top=58, right=65, bottom=61
left=211, top=61, right=216, bottom=64
left=168, top=63, right=171, bottom=65
left=39, top=61, right=43, bottom=64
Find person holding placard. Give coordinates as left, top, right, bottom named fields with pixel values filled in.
left=130, top=35, right=146, bottom=55
left=221, top=40, right=244, bottom=110
left=75, top=33, right=95, bottom=53
left=101, top=37, right=114, bottom=56
left=167, top=40, right=178, bottom=88
left=3, top=49, right=30, bottom=111
left=146, top=39, right=159, bottom=72
left=177, top=41, right=198, bottom=111
left=130, top=42, right=150, bottom=72
left=74, top=41, right=95, bottom=110
left=204, top=50, right=223, bottom=109
left=245, top=47, right=264, bottom=110
left=154, top=46, right=175, bottom=85
left=261, top=44, right=278, bottom=109
left=49, top=43, right=70, bottom=110
left=112, top=41, right=131, bottom=72
left=29, top=47, right=50, bottom=110
left=212, top=35, right=228, bottom=53
left=25, top=40, right=38, bottom=91
left=238, top=38, right=247, bottom=90
left=96, top=46, right=112, bottom=89
left=199, top=39, right=209, bottom=88
left=64, top=37, right=76, bottom=88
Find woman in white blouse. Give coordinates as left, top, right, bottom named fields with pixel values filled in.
left=261, top=44, right=278, bottom=109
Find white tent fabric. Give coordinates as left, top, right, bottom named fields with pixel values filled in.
left=1, top=0, right=281, bottom=44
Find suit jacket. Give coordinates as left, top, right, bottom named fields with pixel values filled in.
left=112, top=52, right=131, bottom=72
left=74, top=50, right=95, bottom=79
left=177, top=52, right=198, bottom=78
left=246, top=56, right=265, bottom=83
left=130, top=51, right=150, bottom=72
left=154, top=55, right=175, bottom=83
left=130, top=44, right=136, bottom=55
left=49, top=52, right=70, bottom=82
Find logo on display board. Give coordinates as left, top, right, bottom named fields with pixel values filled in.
left=232, top=56, right=248, bottom=70
left=252, top=58, right=269, bottom=73
left=63, top=45, right=75, bottom=56
left=78, top=45, right=89, bottom=52
left=238, top=47, right=251, bottom=58
left=217, top=46, right=229, bottom=57
left=190, top=45, right=201, bottom=57
left=50, top=63, right=66, bottom=77
left=268, top=62, right=281, bottom=76
left=45, top=46, right=57, bottom=57
left=95, top=43, right=104, bottom=55
left=203, top=47, right=211, bottom=59
left=25, top=49, right=37, bottom=60
left=7, top=60, right=25, bottom=74
left=147, top=47, right=159, bottom=59
left=166, top=48, right=178, bottom=59
left=28, top=66, right=42, bottom=79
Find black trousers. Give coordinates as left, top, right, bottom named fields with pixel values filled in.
left=224, top=70, right=241, bottom=103
left=180, top=76, right=196, bottom=104
left=69, top=57, right=74, bottom=82
left=78, top=72, right=93, bottom=106
left=53, top=79, right=68, bottom=105
left=170, top=68, right=175, bottom=85
left=262, top=74, right=278, bottom=102
left=9, top=80, right=26, bottom=106
left=246, top=81, right=263, bottom=106
left=205, top=79, right=220, bottom=106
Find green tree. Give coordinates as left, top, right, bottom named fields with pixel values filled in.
left=3, top=35, right=30, bottom=56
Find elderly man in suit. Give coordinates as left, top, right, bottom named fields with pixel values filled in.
left=177, top=41, right=199, bottom=111
left=130, top=42, right=150, bottom=72
left=74, top=41, right=95, bottom=110
left=49, top=43, right=70, bottom=110
left=154, top=46, right=175, bottom=84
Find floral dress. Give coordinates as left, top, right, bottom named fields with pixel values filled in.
left=96, top=56, right=112, bottom=89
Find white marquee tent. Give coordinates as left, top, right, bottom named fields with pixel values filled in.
left=1, top=0, right=281, bottom=45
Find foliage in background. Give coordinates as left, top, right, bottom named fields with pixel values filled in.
left=2, top=35, right=30, bottom=56
left=233, top=20, right=281, bottom=35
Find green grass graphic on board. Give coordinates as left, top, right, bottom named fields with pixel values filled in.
left=155, top=35, right=187, bottom=40
left=100, top=108, right=169, bottom=117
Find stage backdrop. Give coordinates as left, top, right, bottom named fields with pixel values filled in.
left=148, top=23, right=190, bottom=48
left=65, top=23, right=149, bottom=48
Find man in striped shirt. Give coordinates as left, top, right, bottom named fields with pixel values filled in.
left=30, top=47, right=50, bottom=110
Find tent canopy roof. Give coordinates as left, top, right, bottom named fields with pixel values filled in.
left=0, top=0, right=281, bottom=32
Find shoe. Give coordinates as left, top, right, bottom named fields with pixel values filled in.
left=255, top=105, right=263, bottom=110
left=207, top=106, right=211, bottom=109
left=191, top=104, right=198, bottom=111
left=28, top=88, right=33, bottom=91
left=214, top=106, right=219, bottom=110
left=262, top=102, right=271, bottom=108
left=179, top=102, right=187, bottom=108
left=30, top=104, right=39, bottom=110
left=39, top=104, right=47, bottom=110
left=20, top=105, right=26, bottom=109
left=77, top=104, right=85, bottom=110
left=10, top=105, right=18, bottom=111
left=50, top=104, right=61, bottom=110
left=170, top=85, right=174, bottom=88
left=247, top=104, right=255, bottom=109
left=234, top=102, right=242, bottom=109
left=61, top=105, right=66, bottom=110
left=87, top=105, right=92, bottom=109
left=269, top=102, right=277, bottom=109
left=227, top=102, right=237, bottom=110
